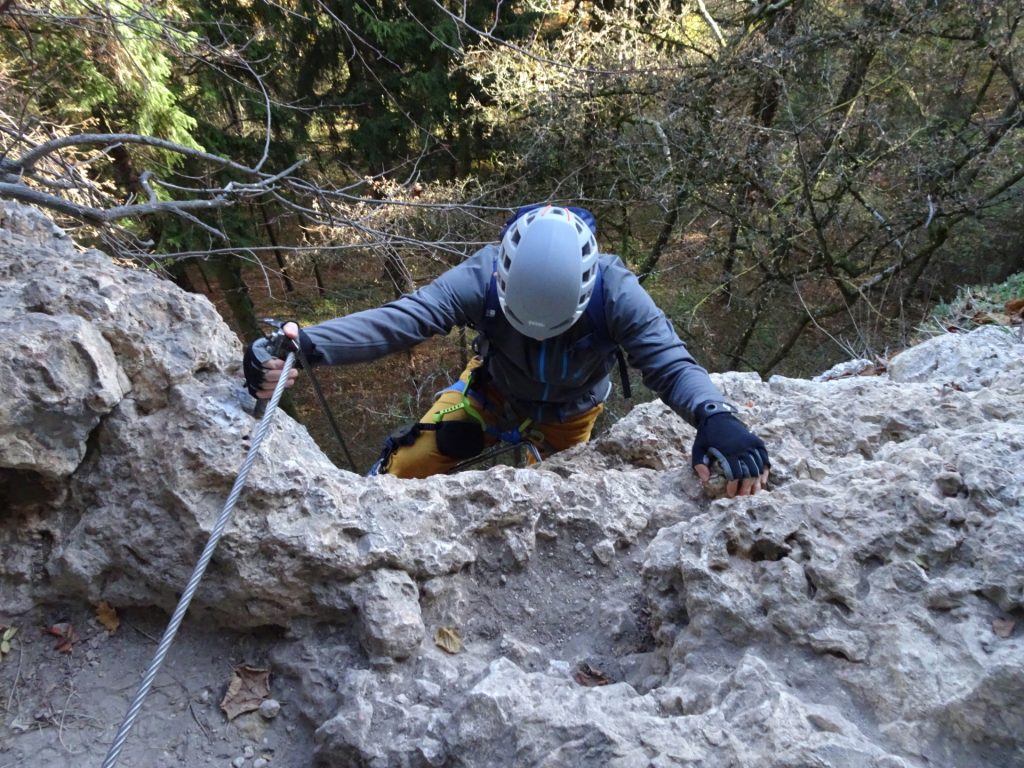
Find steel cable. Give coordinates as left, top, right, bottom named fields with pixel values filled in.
left=100, top=351, right=296, bottom=768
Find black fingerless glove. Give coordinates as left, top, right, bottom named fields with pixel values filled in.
left=691, top=402, right=770, bottom=481
left=243, top=337, right=273, bottom=396
left=242, top=328, right=323, bottom=396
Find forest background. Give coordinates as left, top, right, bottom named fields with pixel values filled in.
left=2, top=0, right=1022, bottom=471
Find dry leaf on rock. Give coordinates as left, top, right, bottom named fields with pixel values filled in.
left=1004, top=297, right=1024, bottom=317
left=46, top=622, right=78, bottom=653
left=96, top=601, right=120, bottom=634
left=220, top=665, right=271, bottom=721
left=969, top=310, right=1011, bottom=326
left=574, top=662, right=610, bottom=687
left=992, top=618, right=1015, bottom=638
left=434, top=627, right=463, bottom=654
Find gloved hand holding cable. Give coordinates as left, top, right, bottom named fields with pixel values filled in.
left=691, top=401, right=770, bottom=497
left=243, top=320, right=356, bottom=470
left=243, top=321, right=319, bottom=400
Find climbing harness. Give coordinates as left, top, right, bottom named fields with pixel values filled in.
left=366, top=367, right=549, bottom=476
left=433, top=376, right=547, bottom=448
left=448, top=437, right=542, bottom=473
left=100, top=347, right=297, bottom=768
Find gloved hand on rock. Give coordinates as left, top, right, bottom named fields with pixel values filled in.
left=691, top=401, right=770, bottom=497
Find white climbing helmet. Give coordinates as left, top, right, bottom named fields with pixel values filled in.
left=496, top=205, right=600, bottom=340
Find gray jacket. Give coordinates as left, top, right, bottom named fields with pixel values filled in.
left=304, top=246, right=724, bottom=425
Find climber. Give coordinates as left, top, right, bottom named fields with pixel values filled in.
left=244, top=204, right=770, bottom=495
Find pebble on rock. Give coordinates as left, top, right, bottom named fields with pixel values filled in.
left=258, top=699, right=281, bottom=720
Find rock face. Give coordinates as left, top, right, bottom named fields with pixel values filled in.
left=1, top=201, right=1022, bottom=767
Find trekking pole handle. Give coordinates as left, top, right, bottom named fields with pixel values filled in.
left=253, top=329, right=296, bottom=419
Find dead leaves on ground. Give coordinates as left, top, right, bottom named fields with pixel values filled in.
left=819, top=359, right=889, bottom=381
left=95, top=601, right=120, bottom=634
left=46, top=622, right=78, bottom=654
left=434, top=627, right=464, bottom=654
left=41, top=602, right=117, bottom=654
left=220, top=665, right=271, bottom=721
left=967, top=310, right=1018, bottom=327
left=574, top=662, right=610, bottom=687
left=945, top=295, right=1024, bottom=331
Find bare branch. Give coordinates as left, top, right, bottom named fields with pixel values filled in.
left=9, top=133, right=266, bottom=176
left=0, top=182, right=109, bottom=223
left=696, top=0, right=726, bottom=48
left=0, top=180, right=235, bottom=223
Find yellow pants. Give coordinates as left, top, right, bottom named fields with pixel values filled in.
left=386, top=357, right=603, bottom=479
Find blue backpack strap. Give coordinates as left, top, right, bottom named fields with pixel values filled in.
left=584, top=266, right=609, bottom=343
left=500, top=204, right=598, bottom=238
left=483, top=257, right=500, bottom=341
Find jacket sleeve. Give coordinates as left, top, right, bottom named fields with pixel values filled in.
left=601, top=256, right=726, bottom=426
left=302, top=248, right=493, bottom=365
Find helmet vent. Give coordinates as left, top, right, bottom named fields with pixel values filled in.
left=496, top=204, right=600, bottom=339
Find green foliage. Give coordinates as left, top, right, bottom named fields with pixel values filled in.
left=331, top=0, right=536, bottom=171
left=928, top=272, right=1024, bottom=334
left=4, top=0, right=1022, bottom=389
left=2, top=0, right=200, bottom=169
left=28, top=35, right=118, bottom=118
left=112, top=3, right=200, bottom=149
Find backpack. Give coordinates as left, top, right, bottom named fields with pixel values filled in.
left=484, top=205, right=632, bottom=399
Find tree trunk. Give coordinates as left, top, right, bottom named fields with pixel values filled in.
left=207, top=255, right=262, bottom=341
left=312, top=259, right=327, bottom=297
left=256, top=203, right=294, bottom=293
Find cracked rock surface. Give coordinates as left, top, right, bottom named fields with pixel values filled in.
left=1, top=202, right=1022, bottom=768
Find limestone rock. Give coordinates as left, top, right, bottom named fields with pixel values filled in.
left=444, top=655, right=907, bottom=767
left=0, top=313, right=126, bottom=479
left=887, top=325, right=1023, bottom=390
left=2, top=201, right=1023, bottom=767
left=356, top=568, right=426, bottom=662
